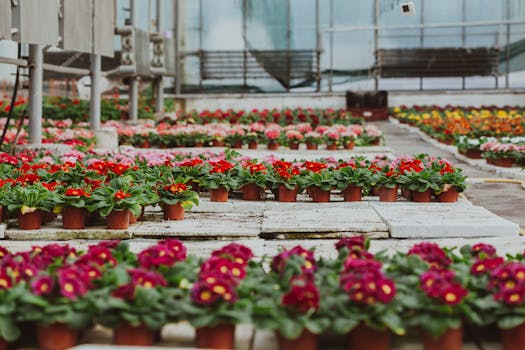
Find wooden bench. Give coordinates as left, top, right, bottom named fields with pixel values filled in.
left=375, top=47, right=500, bottom=78
left=200, top=50, right=316, bottom=89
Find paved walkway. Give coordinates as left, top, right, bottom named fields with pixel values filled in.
left=376, top=121, right=525, bottom=230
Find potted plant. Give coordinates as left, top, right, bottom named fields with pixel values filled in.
left=264, top=124, right=283, bottom=150
left=225, top=125, right=246, bottom=149
left=397, top=168, right=441, bottom=203
left=304, top=132, right=322, bottom=150
left=372, top=166, right=399, bottom=202
left=58, top=186, right=91, bottom=229
left=253, top=247, right=329, bottom=350
left=245, top=122, right=265, bottom=149
left=0, top=257, right=23, bottom=350
left=481, top=141, right=519, bottom=167
left=285, top=130, right=304, bottom=150
left=199, top=160, right=238, bottom=202
left=237, top=162, right=268, bottom=201
left=6, top=184, right=57, bottom=230
left=87, top=185, right=142, bottom=230
left=434, top=161, right=467, bottom=203
left=456, top=136, right=487, bottom=159
left=181, top=244, right=256, bottom=349
left=323, top=128, right=340, bottom=150
left=158, top=182, right=199, bottom=220
left=301, top=165, right=335, bottom=203
left=334, top=162, right=371, bottom=202
left=268, top=161, right=302, bottom=202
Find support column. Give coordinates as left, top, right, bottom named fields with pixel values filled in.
left=29, top=44, right=43, bottom=145
left=174, top=0, right=181, bottom=95
left=90, top=54, right=101, bottom=130
left=129, top=78, right=139, bottom=122
left=154, top=0, right=164, bottom=115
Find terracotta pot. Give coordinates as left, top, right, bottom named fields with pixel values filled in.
left=17, top=210, right=42, bottom=230
left=194, top=142, right=204, bottom=147
left=378, top=187, right=398, bottom=202
left=0, top=337, right=7, bottom=350
left=267, top=141, right=280, bottom=150
left=501, top=322, right=525, bottom=350
left=106, top=209, right=130, bottom=230
left=278, top=185, right=297, bottom=202
left=37, top=323, right=78, bottom=350
left=248, top=141, right=258, bottom=149
left=114, top=323, right=155, bottom=346
left=349, top=324, right=390, bottom=350
left=326, top=143, right=338, bottom=150
left=487, top=157, right=514, bottom=167
left=422, top=326, right=462, bottom=350
left=209, top=186, right=229, bottom=202
left=242, top=184, right=263, bottom=201
left=345, top=141, right=355, bottom=150
left=401, top=188, right=412, bottom=200
left=306, top=142, right=318, bottom=150
left=464, top=148, right=483, bottom=159
left=163, top=203, right=185, bottom=220
left=371, top=139, right=381, bottom=145
left=212, top=140, right=225, bottom=147
left=437, top=188, right=459, bottom=202
left=231, top=141, right=243, bottom=149
left=311, top=187, right=331, bottom=203
left=342, top=185, right=362, bottom=202
left=289, top=142, right=300, bottom=150
left=278, top=329, right=317, bottom=350
left=411, top=189, right=433, bottom=202
left=129, top=212, right=138, bottom=224
left=141, top=140, right=150, bottom=148
left=62, top=206, right=86, bottom=229
left=195, top=323, right=235, bottom=349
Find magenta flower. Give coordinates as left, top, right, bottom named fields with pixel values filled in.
left=31, top=275, right=54, bottom=296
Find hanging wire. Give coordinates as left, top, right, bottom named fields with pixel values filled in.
left=0, top=43, right=22, bottom=148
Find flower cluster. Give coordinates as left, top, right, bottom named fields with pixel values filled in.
left=419, top=268, right=468, bottom=306
left=489, top=262, right=525, bottom=305
left=408, top=242, right=452, bottom=269
left=138, top=239, right=187, bottom=269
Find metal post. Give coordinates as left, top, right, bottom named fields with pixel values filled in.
left=242, top=0, right=247, bottom=91
left=198, top=0, right=203, bottom=92
left=129, top=0, right=139, bottom=122
left=506, top=0, right=511, bottom=89
left=315, top=0, right=321, bottom=92
left=174, top=0, right=181, bottom=95
left=419, top=0, right=424, bottom=90
left=329, top=0, right=334, bottom=92
left=89, top=54, right=101, bottom=130
left=462, top=0, right=466, bottom=89
left=286, top=0, right=291, bottom=92
left=154, top=0, right=164, bottom=115
left=374, top=0, right=379, bottom=92
left=28, top=44, right=43, bottom=145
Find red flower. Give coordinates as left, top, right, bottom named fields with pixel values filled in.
left=112, top=283, right=135, bottom=300
left=471, top=243, right=497, bottom=258
left=163, top=183, right=187, bottom=194
left=335, top=236, right=367, bottom=252
left=208, top=160, right=234, bottom=174
left=211, top=243, right=254, bottom=265
left=114, top=190, right=131, bottom=200
left=31, top=275, right=54, bottom=296
left=191, top=282, right=221, bottom=306
left=0, top=270, right=13, bottom=290
left=408, top=242, right=451, bottom=269
left=58, top=277, right=87, bottom=299
left=65, top=188, right=90, bottom=197
left=128, top=268, right=167, bottom=288
left=282, top=282, right=320, bottom=313
left=441, top=284, right=468, bottom=306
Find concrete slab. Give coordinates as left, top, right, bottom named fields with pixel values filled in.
left=372, top=202, right=520, bottom=238
left=0, top=224, right=4, bottom=239
left=132, top=212, right=262, bottom=240
left=5, top=224, right=134, bottom=241
left=188, top=198, right=265, bottom=214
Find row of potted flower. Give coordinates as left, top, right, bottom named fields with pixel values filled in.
left=456, top=137, right=525, bottom=167
left=107, top=121, right=383, bottom=149
left=0, top=238, right=524, bottom=350
left=0, top=151, right=467, bottom=230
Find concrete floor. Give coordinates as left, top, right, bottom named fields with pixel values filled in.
left=377, top=121, right=525, bottom=229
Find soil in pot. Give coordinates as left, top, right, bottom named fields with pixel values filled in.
left=209, top=186, right=229, bottom=202
left=348, top=324, right=390, bottom=350
left=437, top=188, right=459, bottom=203
left=267, top=141, right=280, bottom=150
left=378, top=187, right=398, bottom=202
left=242, top=184, right=263, bottom=201
left=311, top=187, right=331, bottom=203
left=163, top=203, right=185, bottom=220
left=106, top=209, right=130, bottom=230
left=17, top=210, right=42, bottom=230
left=278, top=185, right=297, bottom=202
left=62, top=206, right=86, bottom=229
left=422, top=326, right=462, bottom=350
left=411, top=189, right=433, bottom=202
left=501, top=322, right=525, bottom=350
left=114, top=323, right=155, bottom=346
left=195, top=323, right=235, bottom=349
left=37, top=323, right=78, bottom=350
left=342, top=185, right=362, bottom=202
left=278, top=329, right=317, bottom=350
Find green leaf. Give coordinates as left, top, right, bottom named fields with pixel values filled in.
left=379, top=312, right=405, bottom=335
left=332, top=318, right=358, bottom=335
left=498, top=315, right=525, bottom=330
left=0, top=316, right=20, bottom=342
left=279, top=318, right=303, bottom=340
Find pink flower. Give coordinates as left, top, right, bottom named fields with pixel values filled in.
left=264, top=124, right=282, bottom=140
left=31, top=275, right=54, bottom=296
left=285, top=130, right=303, bottom=141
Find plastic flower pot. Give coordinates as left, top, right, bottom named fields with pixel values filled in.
left=278, top=329, right=317, bottom=350
left=194, top=142, right=204, bottom=147
left=163, top=203, right=185, bottom=220
left=342, top=185, right=362, bottom=202
left=232, top=141, right=243, bottom=149
left=242, top=184, right=263, bottom=201
left=37, top=323, right=78, bottom=350
left=311, top=187, right=331, bottom=203
left=326, top=143, right=338, bottom=150
left=487, top=157, right=514, bottom=167
left=0, top=337, right=7, bottom=350
left=195, top=323, right=235, bottom=349
left=437, top=188, right=459, bottom=203
left=411, top=189, right=433, bottom=202
left=106, top=209, right=130, bottom=230
left=345, top=141, right=355, bottom=150
left=306, top=142, right=318, bottom=150
left=348, top=324, right=390, bottom=350
left=422, top=326, right=462, bottom=350
left=113, top=323, right=155, bottom=346
left=289, top=142, right=300, bottom=150
left=278, top=185, right=297, bottom=202
left=248, top=141, right=258, bottom=149
left=501, top=322, right=525, bottom=350
left=378, top=187, right=398, bottom=202
left=267, top=141, right=280, bottom=150
left=212, top=140, right=225, bottom=147
left=17, top=210, right=42, bottom=230
left=464, top=149, right=483, bottom=159
left=209, top=186, right=229, bottom=202
left=62, top=206, right=86, bottom=229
